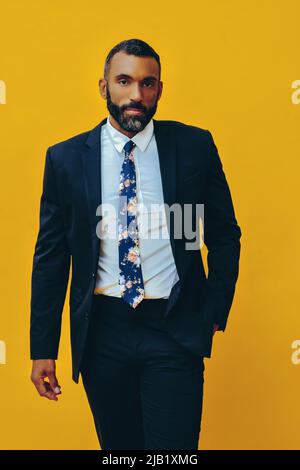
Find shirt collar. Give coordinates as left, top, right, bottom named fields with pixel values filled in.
left=106, top=114, right=154, bottom=153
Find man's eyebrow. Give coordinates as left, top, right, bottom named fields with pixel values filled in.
left=114, top=74, right=158, bottom=82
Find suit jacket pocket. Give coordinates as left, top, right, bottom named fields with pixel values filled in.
left=181, top=169, right=202, bottom=185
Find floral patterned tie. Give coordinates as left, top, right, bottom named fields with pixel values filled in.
left=118, top=140, right=145, bottom=308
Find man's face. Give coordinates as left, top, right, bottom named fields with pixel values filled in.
left=100, top=51, right=162, bottom=133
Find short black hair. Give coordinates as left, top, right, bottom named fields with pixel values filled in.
left=104, top=38, right=161, bottom=81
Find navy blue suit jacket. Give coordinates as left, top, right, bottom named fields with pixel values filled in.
left=30, top=117, right=242, bottom=383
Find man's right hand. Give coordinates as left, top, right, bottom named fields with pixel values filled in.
left=31, top=359, right=62, bottom=401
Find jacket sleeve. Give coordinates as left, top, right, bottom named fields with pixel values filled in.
left=203, top=131, right=242, bottom=332
left=30, top=147, right=71, bottom=359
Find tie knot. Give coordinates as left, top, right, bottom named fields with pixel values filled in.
left=123, top=140, right=136, bottom=155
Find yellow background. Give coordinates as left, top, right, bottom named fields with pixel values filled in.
left=0, top=0, right=300, bottom=450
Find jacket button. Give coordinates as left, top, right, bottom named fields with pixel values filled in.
left=84, top=312, right=89, bottom=320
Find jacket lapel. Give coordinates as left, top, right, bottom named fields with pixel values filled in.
left=81, top=117, right=106, bottom=267
left=152, top=119, right=177, bottom=260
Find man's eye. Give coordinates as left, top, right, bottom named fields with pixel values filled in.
left=119, top=80, right=128, bottom=85
left=143, top=82, right=153, bottom=87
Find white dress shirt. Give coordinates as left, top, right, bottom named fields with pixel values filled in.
left=93, top=114, right=179, bottom=299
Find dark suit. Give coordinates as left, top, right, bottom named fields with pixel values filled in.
left=30, top=117, right=241, bottom=448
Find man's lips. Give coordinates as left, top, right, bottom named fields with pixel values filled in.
left=125, top=108, right=144, bottom=114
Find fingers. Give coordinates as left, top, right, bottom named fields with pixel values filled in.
left=48, top=370, right=62, bottom=396
left=43, top=380, right=59, bottom=401
left=31, top=360, right=62, bottom=401
left=32, top=375, right=58, bottom=401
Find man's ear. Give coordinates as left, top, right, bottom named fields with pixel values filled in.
left=99, top=78, right=107, bottom=99
left=157, top=81, right=163, bottom=101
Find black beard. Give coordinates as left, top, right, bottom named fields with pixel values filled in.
left=106, top=84, right=158, bottom=133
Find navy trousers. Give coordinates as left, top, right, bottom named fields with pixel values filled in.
left=80, top=294, right=205, bottom=450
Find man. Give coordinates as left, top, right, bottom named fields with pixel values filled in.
left=30, top=38, right=242, bottom=450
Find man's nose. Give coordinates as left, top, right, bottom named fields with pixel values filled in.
left=129, top=83, right=143, bottom=102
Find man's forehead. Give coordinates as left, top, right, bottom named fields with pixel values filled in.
left=109, top=51, right=159, bottom=78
